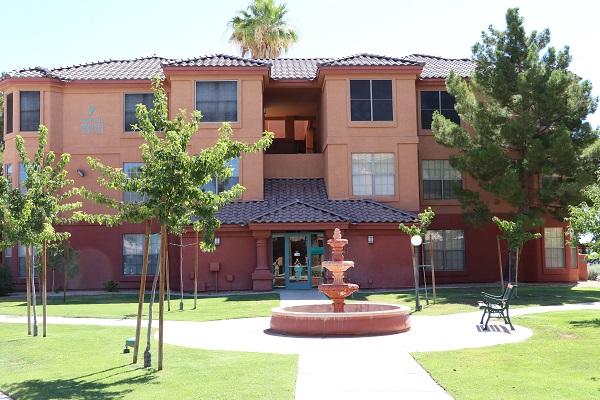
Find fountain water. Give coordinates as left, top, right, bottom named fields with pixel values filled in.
left=270, top=228, right=411, bottom=336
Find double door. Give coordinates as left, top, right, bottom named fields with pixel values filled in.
left=272, top=232, right=324, bottom=290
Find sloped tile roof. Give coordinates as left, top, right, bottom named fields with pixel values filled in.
left=318, top=53, right=423, bottom=68
left=260, top=58, right=331, bottom=80
left=401, top=54, right=474, bottom=79
left=215, top=178, right=418, bottom=225
left=163, top=54, right=270, bottom=68
left=2, top=56, right=168, bottom=81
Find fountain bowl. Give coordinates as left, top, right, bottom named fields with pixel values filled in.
left=270, top=302, right=411, bottom=336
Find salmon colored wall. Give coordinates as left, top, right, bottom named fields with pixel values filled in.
left=264, top=154, right=324, bottom=178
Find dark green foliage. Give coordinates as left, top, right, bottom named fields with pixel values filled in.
left=0, top=266, right=15, bottom=296
left=102, top=280, right=119, bottom=292
left=433, top=8, right=599, bottom=230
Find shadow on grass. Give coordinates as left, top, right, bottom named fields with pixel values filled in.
left=5, top=364, right=157, bottom=400
left=569, top=318, right=600, bottom=328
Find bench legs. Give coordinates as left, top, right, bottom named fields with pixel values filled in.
left=481, top=309, right=515, bottom=331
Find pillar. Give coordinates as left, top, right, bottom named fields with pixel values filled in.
left=251, top=231, right=273, bottom=291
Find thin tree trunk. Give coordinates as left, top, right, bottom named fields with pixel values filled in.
left=179, top=235, right=184, bottom=311
left=429, top=238, right=436, bottom=304
left=29, top=246, right=38, bottom=337
left=158, top=224, right=167, bottom=371
left=497, top=238, right=504, bottom=289
left=143, top=237, right=162, bottom=369
left=515, top=248, right=520, bottom=297
left=26, top=245, right=31, bottom=335
left=194, top=231, right=198, bottom=309
left=133, top=219, right=151, bottom=364
left=42, top=240, right=47, bottom=337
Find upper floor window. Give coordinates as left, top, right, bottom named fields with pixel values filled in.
left=352, top=153, right=395, bottom=196
left=124, top=93, right=154, bottom=132
left=423, top=230, right=465, bottom=270
left=422, top=160, right=462, bottom=200
left=420, top=90, right=459, bottom=130
left=5, top=164, right=12, bottom=188
left=123, top=234, right=160, bottom=275
left=544, top=227, right=565, bottom=269
left=19, top=162, right=27, bottom=194
left=350, top=80, right=393, bottom=121
left=20, top=91, right=40, bottom=132
left=201, top=158, right=239, bottom=194
left=6, top=93, right=13, bottom=134
left=195, top=81, right=238, bottom=123
left=123, top=163, right=149, bottom=203
left=18, top=244, right=36, bottom=278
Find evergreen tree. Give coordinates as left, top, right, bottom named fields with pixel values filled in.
left=567, top=172, right=600, bottom=257
left=432, top=8, right=598, bottom=230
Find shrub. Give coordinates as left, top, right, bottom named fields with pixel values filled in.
left=0, top=266, right=16, bottom=296
left=588, top=264, right=600, bottom=281
left=102, top=280, right=119, bottom=292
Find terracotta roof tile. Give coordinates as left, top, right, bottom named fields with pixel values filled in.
left=163, top=54, right=270, bottom=68
left=260, top=58, right=331, bottom=80
left=318, top=53, right=423, bottom=68
left=401, top=54, right=474, bottom=79
left=216, top=179, right=417, bottom=225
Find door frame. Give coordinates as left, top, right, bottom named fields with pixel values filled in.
left=285, top=233, right=312, bottom=289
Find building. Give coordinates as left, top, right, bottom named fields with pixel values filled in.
left=0, top=53, right=582, bottom=293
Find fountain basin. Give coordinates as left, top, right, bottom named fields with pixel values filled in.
left=270, top=302, right=411, bottom=336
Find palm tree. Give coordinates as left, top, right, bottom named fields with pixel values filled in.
left=228, top=0, right=299, bottom=58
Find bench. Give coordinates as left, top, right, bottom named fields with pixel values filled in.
left=478, top=283, right=517, bottom=330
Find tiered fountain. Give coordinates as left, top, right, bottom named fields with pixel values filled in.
left=270, top=228, right=411, bottom=336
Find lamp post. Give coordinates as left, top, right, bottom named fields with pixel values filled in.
left=411, top=235, right=423, bottom=311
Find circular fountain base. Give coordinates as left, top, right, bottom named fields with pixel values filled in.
left=270, top=302, right=411, bottom=336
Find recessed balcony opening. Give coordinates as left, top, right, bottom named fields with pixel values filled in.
left=264, top=117, right=318, bottom=154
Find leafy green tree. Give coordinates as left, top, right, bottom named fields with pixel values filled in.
left=228, top=0, right=298, bottom=58
left=432, top=8, right=598, bottom=230
left=567, top=172, right=600, bottom=258
left=83, top=76, right=272, bottom=369
left=0, top=126, right=80, bottom=336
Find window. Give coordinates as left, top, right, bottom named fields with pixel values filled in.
left=202, top=158, right=239, bottom=193
left=18, top=244, right=36, bottom=278
left=123, top=163, right=148, bottom=203
left=124, top=93, right=154, bottom=132
left=423, top=230, right=465, bottom=270
left=5, top=164, right=12, bottom=188
left=123, top=234, right=160, bottom=275
left=4, top=247, right=12, bottom=270
left=20, top=91, right=40, bottom=131
left=6, top=93, right=13, bottom=134
left=350, top=80, right=393, bottom=121
left=195, top=81, right=238, bottom=123
left=420, top=90, right=459, bottom=130
left=544, top=227, right=565, bottom=268
left=19, top=163, right=27, bottom=194
left=351, top=153, right=395, bottom=196
left=422, top=160, right=462, bottom=200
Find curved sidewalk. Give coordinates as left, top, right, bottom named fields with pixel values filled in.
left=1, top=293, right=599, bottom=400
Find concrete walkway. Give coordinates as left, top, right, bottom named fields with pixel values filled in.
left=1, top=291, right=599, bottom=400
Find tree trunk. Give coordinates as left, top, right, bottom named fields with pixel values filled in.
left=179, top=235, right=184, bottom=311
left=29, top=246, right=38, bottom=337
left=26, top=245, right=31, bottom=335
left=133, top=219, right=151, bottom=364
left=143, top=240, right=161, bottom=369
left=194, top=231, right=198, bottom=309
left=515, top=248, right=520, bottom=297
left=429, top=238, right=436, bottom=304
left=158, top=224, right=167, bottom=371
left=497, top=238, right=504, bottom=289
left=42, top=240, right=47, bottom=337
left=166, top=245, right=170, bottom=312
left=63, top=265, right=67, bottom=303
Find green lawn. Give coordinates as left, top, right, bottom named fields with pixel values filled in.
left=413, top=310, right=600, bottom=399
left=0, top=323, right=296, bottom=399
left=0, top=292, right=279, bottom=321
left=351, top=285, right=600, bottom=315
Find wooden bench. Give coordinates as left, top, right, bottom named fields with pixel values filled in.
left=478, top=283, right=517, bottom=330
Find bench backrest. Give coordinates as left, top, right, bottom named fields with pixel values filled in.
left=502, top=283, right=517, bottom=306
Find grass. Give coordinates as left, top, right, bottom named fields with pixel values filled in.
left=0, top=292, right=279, bottom=321
left=350, top=285, right=600, bottom=315
left=0, top=323, right=296, bottom=399
left=413, top=310, right=600, bottom=399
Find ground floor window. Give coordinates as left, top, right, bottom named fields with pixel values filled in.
left=123, top=234, right=160, bottom=275
left=4, top=247, right=12, bottom=270
left=544, top=227, right=565, bottom=269
left=18, top=244, right=36, bottom=278
left=423, top=230, right=465, bottom=270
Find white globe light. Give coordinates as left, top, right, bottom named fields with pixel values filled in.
left=411, top=235, right=423, bottom=246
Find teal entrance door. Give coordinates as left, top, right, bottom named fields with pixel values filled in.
left=286, top=233, right=311, bottom=289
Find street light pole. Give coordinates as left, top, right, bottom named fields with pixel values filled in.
left=411, top=235, right=423, bottom=311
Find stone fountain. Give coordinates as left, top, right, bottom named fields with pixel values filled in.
left=270, top=228, right=411, bottom=336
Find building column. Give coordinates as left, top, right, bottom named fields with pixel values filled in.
left=252, top=231, right=273, bottom=291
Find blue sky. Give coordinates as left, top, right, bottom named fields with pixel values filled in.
left=3, top=0, right=599, bottom=126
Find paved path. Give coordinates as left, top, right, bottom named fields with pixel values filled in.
left=1, top=291, right=599, bottom=400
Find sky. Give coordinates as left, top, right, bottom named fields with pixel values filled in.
left=3, top=0, right=599, bottom=127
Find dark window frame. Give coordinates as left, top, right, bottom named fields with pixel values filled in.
left=6, top=93, right=13, bottom=134
left=195, top=80, right=238, bottom=123
left=124, top=93, right=155, bottom=132
left=423, top=230, right=466, bottom=271
left=122, top=234, right=160, bottom=275
left=20, top=91, right=40, bottom=132
left=350, top=80, right=393, bottom=122
left=422, top=160, right=462, bottom=200
left=420, top=90, right=459, bottom=130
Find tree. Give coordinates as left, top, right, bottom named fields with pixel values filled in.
left=83, top=76, right=272, bottom=369
left=567, top=171, right=600, bottom=258
left=39, top=241, right=80, bottom=302
left=228, top=0, right=298, bottom=58
left=0, top=91, right=4, bottom=150
left=432, top=8, right=598, bottom=231
left=0, top=126, right=80, bottom=336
